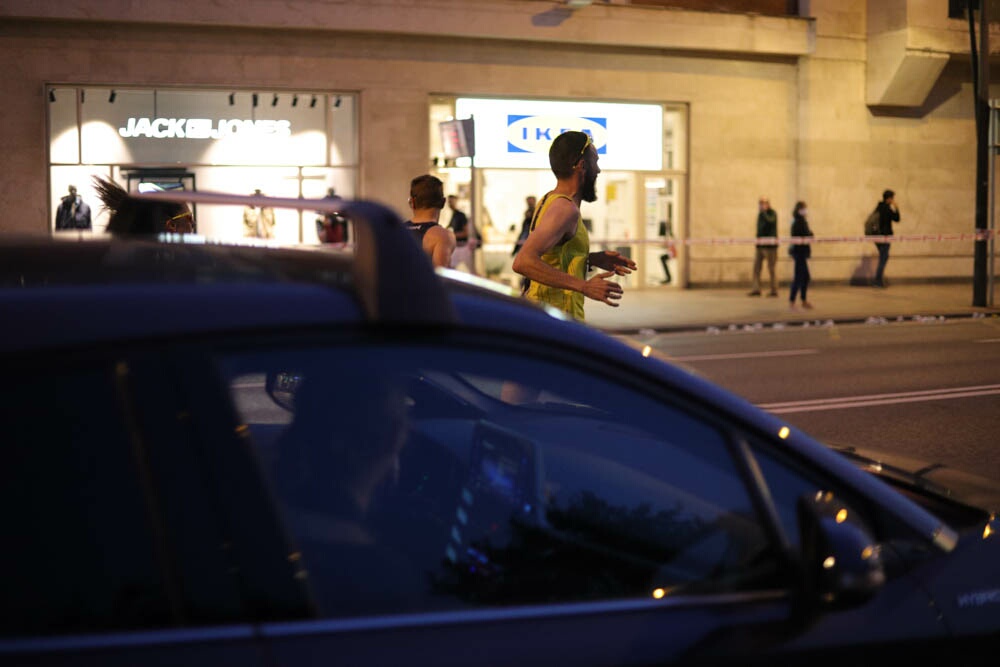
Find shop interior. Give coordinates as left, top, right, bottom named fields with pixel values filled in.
left=48, top=86, right=357, bottom=243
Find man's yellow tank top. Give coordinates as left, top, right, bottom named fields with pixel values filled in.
left=524, top=192, right=589, bottom=321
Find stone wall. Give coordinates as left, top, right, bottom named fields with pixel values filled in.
left=0, top=0, right=993, bottom=284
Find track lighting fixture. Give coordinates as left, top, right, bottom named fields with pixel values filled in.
left=48, top=90, right=56, bottom=103
left=291, top=94, right=299, bottom=107
left=252, top=93, right=259, bottom=108
left=334, top=95, right=342, bottom=108
left=310, top=95, right=317, bottom=108
left=108, top=90, right=116, bottom=103
left=79, top=90, right=85, bottom=103
left=271, top=94, right=279, bottom=107
left=228, top=92, right=235, bottom=106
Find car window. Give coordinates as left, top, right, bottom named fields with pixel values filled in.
left=0, top=358, right=172, bottom=636
left=749, top=440, right=914, bottom=551
left=220, top=343, right=782, bottom=620
left=0, top=353, right=252, bottom=637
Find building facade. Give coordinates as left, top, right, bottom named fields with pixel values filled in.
left=0, top=0, right=996, bottom=287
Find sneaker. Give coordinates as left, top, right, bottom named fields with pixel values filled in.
left=747, top=290, right=761, bottom=296
left=802, top=301, right=813, bottom=309
left=789, top=302, right=798, bottom=311
left=767, top=290, right=778, bottom=297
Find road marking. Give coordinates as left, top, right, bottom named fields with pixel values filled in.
left=672, top=349, right=819, bottom=362
left=760, top=383, right=1000, bottom=414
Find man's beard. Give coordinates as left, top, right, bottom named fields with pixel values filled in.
left=579, top=167, right=598, bottom=203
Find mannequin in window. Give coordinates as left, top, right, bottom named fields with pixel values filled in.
left=54, top=185, right=92, bottom=230
left=316, top=187, right=349, bottom=244
left=244, top=188, right=276, bottom=239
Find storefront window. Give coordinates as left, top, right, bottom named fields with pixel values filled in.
left=47, top=86, right=357, bottom=243
left=428, top=97, right=687, bottom=290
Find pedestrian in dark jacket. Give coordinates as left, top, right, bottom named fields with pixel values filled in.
left=748, top=196, right=778, bottom=296
left=788, top=201, right=813, bottom=310
left=872, top=189, right=900, bottom=288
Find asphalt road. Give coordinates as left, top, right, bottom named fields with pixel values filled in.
left=633, top=317, right=1000, bottom=483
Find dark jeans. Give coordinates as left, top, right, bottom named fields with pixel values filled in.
left=789, top=255, right=810, bottom=303
left=659, top=254, right=672, bottom=283
left=874, top=243, right=890, bottom=285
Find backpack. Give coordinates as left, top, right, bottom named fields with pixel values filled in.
left=864, top=210, right=880, bottom=236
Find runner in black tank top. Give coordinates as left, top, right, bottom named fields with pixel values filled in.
left=404, top=220, right=440, bottom=242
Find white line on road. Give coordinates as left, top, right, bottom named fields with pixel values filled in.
left=759, top=383, right=1000, bottom=414
left=672, top=349, right=819, bottom=362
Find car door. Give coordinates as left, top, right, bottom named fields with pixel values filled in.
left=0, top=346, right=270, bottom=667
left=196, top=329, right=953, bottom=666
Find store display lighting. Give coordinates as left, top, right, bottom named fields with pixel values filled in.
left=108, top=90, right=116, bottom=103
left=228, top=92, right=235, bottom=106
left=291, top=94, right=298, bottom=107
left=252, top=93, right=259, bottom=108
left=310, top=95, right=317, bottom=108
left=271, top=94, right=279, bottom=107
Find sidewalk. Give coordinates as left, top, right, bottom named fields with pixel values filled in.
left=585, top=281, right=1000, bottom=334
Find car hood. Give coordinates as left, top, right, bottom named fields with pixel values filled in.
left=831, top=444, right=1000, bottom=515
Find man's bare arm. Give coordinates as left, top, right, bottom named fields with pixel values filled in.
left=512, top=198, right=623, bottom=306
left=425, top=226, right=456, bottom=269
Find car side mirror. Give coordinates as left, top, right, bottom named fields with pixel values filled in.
left=797, top=490, right=886, bottom=609
left=264, top=371, right=302, bottom=412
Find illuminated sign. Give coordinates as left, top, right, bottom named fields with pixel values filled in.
left=506, top=115, right=607, bottom=155
left=440, top=118, right=475, bottom=158
left=118, top=117, right=292, bottom=140
left=455, top=98, right=662, bottom=170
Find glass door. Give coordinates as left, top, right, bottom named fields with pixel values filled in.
left=643, top=175, right=681, bottom=288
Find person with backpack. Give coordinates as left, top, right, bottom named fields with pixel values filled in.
left=871, top=189, right=900, bottom=288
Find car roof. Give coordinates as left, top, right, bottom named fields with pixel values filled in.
left=0, top=238, right=364, bottom=351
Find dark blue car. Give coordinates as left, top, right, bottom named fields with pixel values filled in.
left=0, top=200, right=997, bottom=666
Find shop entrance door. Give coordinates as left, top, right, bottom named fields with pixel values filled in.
left=589, top=171, right=637, bottom=290
left=642, top=175, right=682, bottom=288
left=124, top=168, right=198, bottom=222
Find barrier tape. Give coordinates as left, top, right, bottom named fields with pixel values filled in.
left=131, top=190, right=995, bottom=251
left=481, top=231, right=995, bottom=253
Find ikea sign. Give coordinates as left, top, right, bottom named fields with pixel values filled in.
left=455, top=98, right=662, bottom=170
left=506, top=115, right=608, bottom=155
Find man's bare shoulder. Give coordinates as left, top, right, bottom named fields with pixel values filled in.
left=536, top=195, right=579, bottom=232
left=424, top=224, right=455, bottom=242
left=423, top=224, right=456, bottom=250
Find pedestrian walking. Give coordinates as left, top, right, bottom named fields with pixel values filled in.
left=658, top=221, right=676, bottom=285
left=788, top=201, right=813, bottom=310
left=511, top=195, right=536, bottom=257
left=447, top=195, right=478, bottom=275
left=872, top=189, right=900, bottom=288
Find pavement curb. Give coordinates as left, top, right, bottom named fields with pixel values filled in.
left=598, top=310, right=1000, bottom=337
